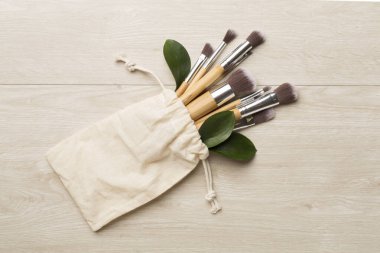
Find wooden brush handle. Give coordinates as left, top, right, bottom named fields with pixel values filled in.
left=195, top=99, right=241, bottom=124
left=196, top=108, right=241, bottom=129
left=180, top=65, right=224, bottom=105
left=195, top=120, right=203, bottom=129
left=186, top=92, right=217, bottom=120
left=188, top=67, right=207, bottom=89
left=175, top=81, right=189, bottom=96
left=232, top=108, right=241, bottom=121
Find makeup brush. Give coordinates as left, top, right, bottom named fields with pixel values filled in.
left=250, top=108, right=276, bottom=125
left=210, top=51, right=252, bottom=86
left=233, top=108, right=276, bottom=131
left=231, top=83, right=298, bottom=121
left=176, top=43, right=214, bottom=96
left=188, top=30, right=237, bottom=87
left=195, top=82, right=296, bottom=128
left=195, top=107, right=275, bottom=130
left=180, top=31, right=264, bottom=105
left=186, top=69, right=255, bottom=120
left=195, top=86, right=271, bottom=125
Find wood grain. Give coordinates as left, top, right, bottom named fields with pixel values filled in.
left=0, top=85, right=380, bottom=252
left=0, top=0, right=380, bottom=252
left=0, top=0, right=379, bottom=86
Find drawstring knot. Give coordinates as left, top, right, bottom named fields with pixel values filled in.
left=205, top=191, right=216, bottom=201
left=126, top=63, right=136, bottom=72
left=116, top=55, right=165, bottom=90
left=115, top=55, right=137, bottom=72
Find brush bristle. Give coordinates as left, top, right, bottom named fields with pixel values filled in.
left=253, top=109, right=276, bottom=125
left=274, top=83, right=298, bottom=104
left=246, top=31, right=265, bottom=49
left=223, top=29, right=237, bottom=43
left=263, top=86, right=271, bottom=92
left=227, top=69, right=256, bottom=98
left=201, top=43, right=214, bottom=58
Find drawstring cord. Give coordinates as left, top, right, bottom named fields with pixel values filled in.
left=116, top=56, right=222, bottom=214
left=202, top=159, right=222, bottom=214
left=116, top=55, right=166, bottom=91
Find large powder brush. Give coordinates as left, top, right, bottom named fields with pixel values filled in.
left=186, top=69, right=256, bottom=120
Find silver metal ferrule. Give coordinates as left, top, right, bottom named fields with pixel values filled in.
left=207, top=51, right=253, bottom=86
left=220, top=41, right=252, bottom=69
left=203, top=41, right=226, bottom=70
left=184, top=54, right=207, bottom=83
left=210, top=83, right=235, bottom=106
left=238, top=92, right=279, bottom=118
left=233, top=116, right=256, bottom=131
left=240, top=88, right=266, bottom=106
left=223, top=51, right=252, bottom=74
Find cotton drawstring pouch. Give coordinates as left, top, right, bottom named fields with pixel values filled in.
left=46, top=57, right=221, bottom=231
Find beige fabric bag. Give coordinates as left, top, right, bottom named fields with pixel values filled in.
left=46, top=58, right=221, bottom=231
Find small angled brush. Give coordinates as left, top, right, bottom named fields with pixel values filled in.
left=176, top=43, right=214, bottom=96
left=180, top=31, right=265, bottom=105
left=186, top=69, right=255, bottom=120
left=231, top=83, right=298, bottom=121
left=233, top=108, right=276, bottom=131
left=195, top=86, right=271, bottom=125
left=188, top=30, right=237, bottom=88
left=196, top=107, right=275, bottom=130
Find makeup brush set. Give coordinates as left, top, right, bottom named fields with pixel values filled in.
left=45, top=29, right=300, bottom=231
left=176, top=30, right=298, bottom=131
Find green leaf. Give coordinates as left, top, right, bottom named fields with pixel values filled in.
left=163, top=39, right=191, bottom=90
left=210, top=132, right=257, bottom=161
left=199, top=111, right=235, bottom=148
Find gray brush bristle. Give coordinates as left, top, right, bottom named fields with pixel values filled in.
left=274, top=83, right=298, bottom=104
left=253, top=109, right=276, bottom=124
left=263, top=86, right=271, bottom=92
left=223, top=29, right=237, bottom=43
left=246, top=31, right=265, bottom=48
left=201, top=43, right=214, bottom=58
left=227, top=69, right=256, bottom=98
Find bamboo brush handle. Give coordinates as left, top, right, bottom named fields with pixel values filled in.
left=186, top=92, right=217, bottom=120
left=232, top=108, right=241, bottom=121
left=195, top=99, right=241, bottom=124
left=196, top=108, right=241, bottom=129
left=180, top=65, right=224, bottom=105
left=188, top=67, right=207, bottom=89
left=175, top=81, right=189, bottom=96
left=195, top=120, right=203, bottom=129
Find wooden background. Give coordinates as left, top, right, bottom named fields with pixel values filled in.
left=1, top=0, right=380, bottom=252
